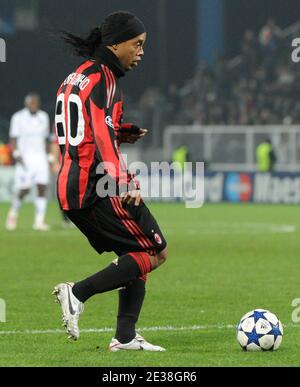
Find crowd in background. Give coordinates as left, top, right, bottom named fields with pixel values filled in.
left=135, top=19, right=300, bottom=145
left=1, top=19, right=300, bottom=162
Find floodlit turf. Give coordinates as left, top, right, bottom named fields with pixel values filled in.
left=0, top=201, right=300, bottom=366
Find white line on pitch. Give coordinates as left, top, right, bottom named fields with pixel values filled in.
left=0, top=323, right=297, bottom=335
left=0, top=324, right=235, bottom=335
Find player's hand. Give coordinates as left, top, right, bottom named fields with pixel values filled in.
left=120, top=190, right=143, bottom=206
left=12, top=150, right=24, bottom=165
left=123, top=128, right=148, bottom=144
left=119, top=124, right=148, bottom=144
left=14, top=156, right=24, bottom=166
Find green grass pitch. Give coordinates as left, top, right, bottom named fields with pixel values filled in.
left=0, top=201, right=300, bottom=366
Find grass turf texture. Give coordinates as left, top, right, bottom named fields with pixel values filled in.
left=0, top=201, right=300, bottom=366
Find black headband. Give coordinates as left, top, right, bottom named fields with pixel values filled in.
left=101, top=16, right=146, bottom=45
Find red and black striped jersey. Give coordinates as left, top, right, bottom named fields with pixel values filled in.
left=55, top=47, right=137, bottom=210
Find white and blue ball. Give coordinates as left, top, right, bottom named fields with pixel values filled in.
left=237, top=309, right=283, bottom=351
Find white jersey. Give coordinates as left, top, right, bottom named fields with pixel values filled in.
left=9, top=108, right=50, bottom=166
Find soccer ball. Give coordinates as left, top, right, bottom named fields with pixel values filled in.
left=237, top=309, right=283, bottom=351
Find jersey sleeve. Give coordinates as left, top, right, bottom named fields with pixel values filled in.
left=86, top=77, right=129, bottom=190
left=44, top=112, right=50, bottom=139
left=111, top=99, right=140, bottom=189
left=9, top=113, right=20, bottom=138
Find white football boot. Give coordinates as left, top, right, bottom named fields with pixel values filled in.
left=33, top=213, right=51, bottom=231
left=33, top=222, right=51, bottom=231
left=5, top=209, right=18, bottom=231
left=52, top=282, right=84, bottom=340
left=109, top=333, right=166, bottom=352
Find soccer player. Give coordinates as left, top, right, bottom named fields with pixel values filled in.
left=53, top=11, right=168, bottom=351
left=5, top=93, right=51, bottom=231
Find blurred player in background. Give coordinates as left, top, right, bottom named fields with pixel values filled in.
left=256, top=138, right=277, bottom=172
left=172, top=144, right=189, bottom=171
left=5, top=93, right=51, bottom=231
left=53, top=11, right=168, bottom=352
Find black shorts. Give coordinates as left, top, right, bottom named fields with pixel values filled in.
left=65, top=197, right=167, bottom=257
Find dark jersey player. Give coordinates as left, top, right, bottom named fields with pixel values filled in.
left=53, top=11, right=168, bottom=352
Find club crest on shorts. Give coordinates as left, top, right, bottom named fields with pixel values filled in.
left=154, top=233, right=162, bottom=244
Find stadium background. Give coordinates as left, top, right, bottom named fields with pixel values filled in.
left=1, top=0, right=300, bottom=367
left=1, top=0, right=300, bottom=202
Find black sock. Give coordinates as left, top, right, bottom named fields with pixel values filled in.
left=72, top=254, right=142, bottom=302
left=115, top=278, right=146, bottom=344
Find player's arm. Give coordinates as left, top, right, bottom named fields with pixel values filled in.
left=115, top=123, right=143, bottom=195
left=49, top=138, right=60, bottom=173
left=117, top=123, right=143, bottom=203
left=113, top=100, right=147, bottom=144
left=46, top=139, right=55, bottom=165
left=9, top=114, right=23, bottom=165
left=87, top=79, right=128, bottom=188
left=10, top=138, right=20, bottom=162
left=87, top=79, right=141, bottom=204
left=44, top=114, right=56, bottom=167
